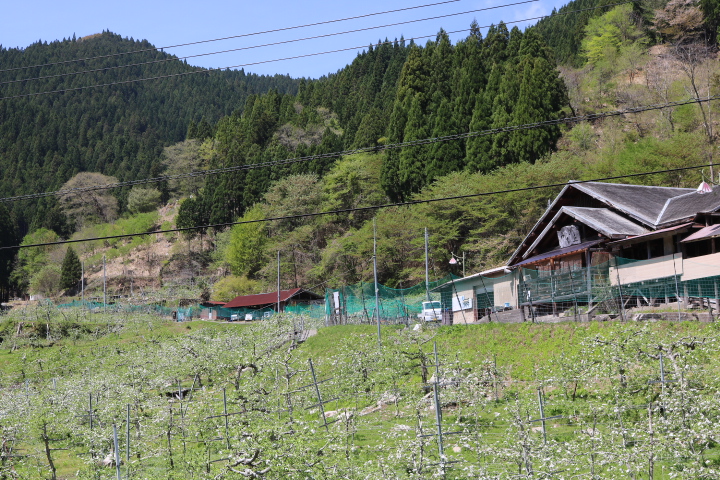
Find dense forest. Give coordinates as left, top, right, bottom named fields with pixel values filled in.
left=0, top=31, right=300, bottom=231
left=181, top=24, right=568, bottom=228
left=1, top=0, right=719, bottom=300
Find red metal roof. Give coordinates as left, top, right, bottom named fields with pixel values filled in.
left=681, top=224, right=720, bottom=243
left=223, top=288, right=305, bottom=309
left=607, top=222, right=695, bottom=246
left=513, top=239, right=603, bottom=268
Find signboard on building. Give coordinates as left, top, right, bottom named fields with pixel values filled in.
left=558, top=225, right=581, bottom=248
left=451, top=295, right=473, bottom=312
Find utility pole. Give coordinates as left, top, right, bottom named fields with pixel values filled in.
left=373, top=218, right=381, bottom=345
left=277, top=251, right=281, bottom=315
left=425, top=227, right=430, bottom=301
left=103, top=255, right=107, bottom=312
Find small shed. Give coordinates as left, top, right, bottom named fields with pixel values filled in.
left=433, top=266, right=514, bottom=324
left=223, top=288, right=323, bottom=319
left=199, top=301, right=227, bottom=320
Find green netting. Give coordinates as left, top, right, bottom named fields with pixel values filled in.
left=476, top=291, right=495, bottom=310
left=55, top=300, right=319, bottom=322
left=49, top=254, right=720, bottom=323
left=518, top=262, right=610, bottom=305
left=517, top=255, right=720, bottom=318
left=284, top=303, right=325, bottom=318
left=325, top=275, right=458, bottom=323
left=56, top=300, right=199, bottom=319
left=197, top=305, right=276, bottom=320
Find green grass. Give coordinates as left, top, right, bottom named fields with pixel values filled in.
left=1, top=311, right=719, bottom=478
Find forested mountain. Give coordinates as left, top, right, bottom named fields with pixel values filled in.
left=172, top=0, right=720, bottom=294
left=381, top=26, right=567, bottom=200
left=535, top=0, right=720, bottom=66
left=186, top=25, right=568, bottom=225
left=533, top=0, right=640, bottom=66
left=2, top=0, right=719, bottom=300
left=0, top=31, right=300, bottom=229
left=179, top=38, right=413, bottom=227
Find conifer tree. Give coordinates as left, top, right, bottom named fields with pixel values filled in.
left=397, top=95, right=429, bottom=196
left=427, top=98, right=463, bottom=181
left=60, top=247, right=82, bottom=291
left=465, top=64, right=502, bottom=172
left=0, top=203, right=17, bottom=301
left=508, top=30, right=567, bottom=164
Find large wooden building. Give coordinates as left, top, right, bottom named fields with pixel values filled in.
left=438, top=180, right=720, bottom=322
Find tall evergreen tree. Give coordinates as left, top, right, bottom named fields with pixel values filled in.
left=465, top=64, right=503, bottom=172
left=60, top=246, right=82, bottom=291
left=427, top=99, right=464, bottom=181
left=0, top=203, right=17, bottom=301
left=508, top=30, right=568, bottom=164
left=397, top=95, right=430, bottom=197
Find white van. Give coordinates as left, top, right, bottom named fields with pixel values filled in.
left=418, top=301, right=443, bottom=322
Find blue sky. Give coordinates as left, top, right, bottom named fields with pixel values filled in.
left=2, top=0, right=570, bottom=79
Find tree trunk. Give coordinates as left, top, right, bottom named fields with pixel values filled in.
left=41, top=424, right=57, bottom=480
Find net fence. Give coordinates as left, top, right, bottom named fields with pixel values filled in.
left=513, top=255, right=720, bottom=319
left=324, top=274, right=458, bottom=324
left=47, top=254, right=720, bottom=323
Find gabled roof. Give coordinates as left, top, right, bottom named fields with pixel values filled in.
left=562, top=207, right=650, bottom=237
left=508, top=181, right=696, bottom=266
left=223, top=288, right=321, bottom=309
left=522, top=207, right=649, bottom=258
left=656, top=188, right=720, bottom=226
left=572, top=182, right=693, bottom=227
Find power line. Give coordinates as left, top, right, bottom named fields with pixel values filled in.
left=1, top=163, right=713, bottom=251
left=0, top=0, right=465, bottom=74
left=0, top=1, right=633, bottom=101
left=1, top=92, right=716, bottom=203
left=0, top=0, right=538, bottom=87
left=0, top=30, right=451, bottom=100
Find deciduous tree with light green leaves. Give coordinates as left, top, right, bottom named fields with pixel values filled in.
left=126, top=186, right=162, bottom=214
left=226, top=204, right=269, bottom=277
left=581, top=4, right=647, bottom=66
left=10, top=228, right=59, bottom=293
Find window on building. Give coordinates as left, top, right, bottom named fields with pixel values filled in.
left=621, top=243, right=647, bottom=260
left=648, top=238, right=664, bottom=259
left=686, top=240, right=712, bottom=259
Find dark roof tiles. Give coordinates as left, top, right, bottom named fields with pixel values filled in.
left=656, top=189, right=720, bottom=226
left=573, top=182, right=693, bottom=227
left=561, top=207, right=650, bottom=237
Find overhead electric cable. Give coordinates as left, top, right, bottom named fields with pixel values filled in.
left=0, top=1, right=634, bottom=101
left=1, top=93, right=716, bottom=203
left=1, top=163, right=714, bottom=251
left=0, top=0, right=465, bottom=74
left=1, top=0, right=538, bottom=86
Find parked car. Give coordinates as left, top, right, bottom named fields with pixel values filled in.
left=418, top=301, right=443, bottom=322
